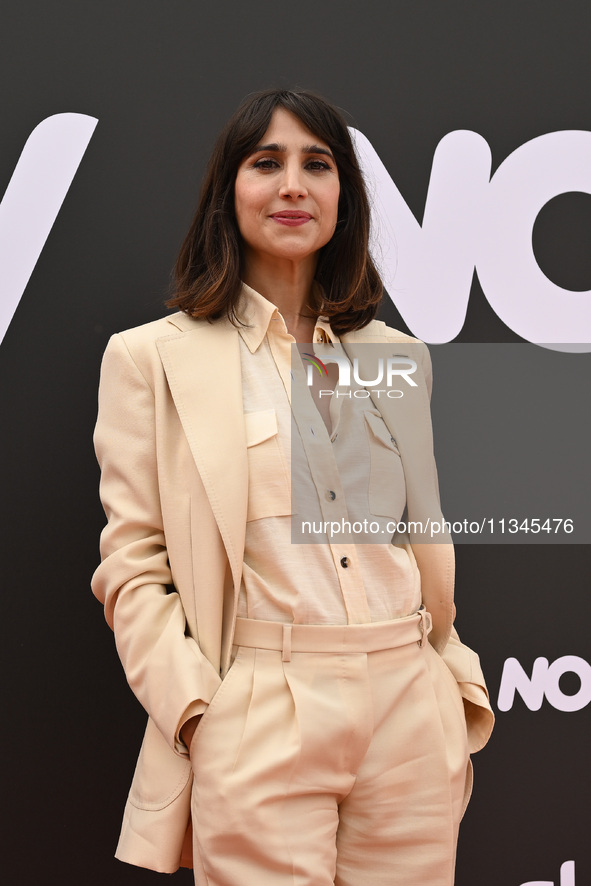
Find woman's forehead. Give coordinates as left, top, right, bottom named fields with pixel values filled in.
left=258, top=107, right=331, bottom=151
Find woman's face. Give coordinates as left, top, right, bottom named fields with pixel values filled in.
left=234, top=108, right=340, bottom=268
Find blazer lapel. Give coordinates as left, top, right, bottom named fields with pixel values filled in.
left=156, top=316, right=247, bottom=596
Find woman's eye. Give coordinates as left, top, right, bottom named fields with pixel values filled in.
left=306, top=159, right=331, bottom=171
left=252, top=158, right=279, bottom=170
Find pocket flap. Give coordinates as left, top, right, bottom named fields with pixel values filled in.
left=364, top=410, right=400, bottom=453
left=129, top=717, right=193, bottom=811
left=244, top=409, right=278, bottom=447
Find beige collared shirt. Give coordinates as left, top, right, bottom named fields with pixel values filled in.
left=236, top=283, right=421, bottom=626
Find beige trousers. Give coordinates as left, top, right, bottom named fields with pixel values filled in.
left=189, top=611, right=469, bottom=886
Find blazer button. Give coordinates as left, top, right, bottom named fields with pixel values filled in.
left=340, top=557, right=350, bottom=568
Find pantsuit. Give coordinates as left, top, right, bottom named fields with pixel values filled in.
left=92, top=307, right=494, bottom=876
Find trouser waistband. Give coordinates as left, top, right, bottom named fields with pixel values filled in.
left=233, top=608, right=433, bottom=662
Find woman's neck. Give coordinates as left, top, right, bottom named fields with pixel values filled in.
left=241, top=254, right=319, bottom=342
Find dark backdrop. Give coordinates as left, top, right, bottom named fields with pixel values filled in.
left=1, top=2, right=589, bottom=884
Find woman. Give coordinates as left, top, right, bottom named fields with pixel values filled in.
left=92, top=88, right=493, bottom=886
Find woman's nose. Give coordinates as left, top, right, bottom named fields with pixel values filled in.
left=279, top=163, right=308, bottom=199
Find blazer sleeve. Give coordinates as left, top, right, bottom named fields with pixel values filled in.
left=419, top=339, right=495, bottom=753
left=440, top=629, right=495, bottom=754
left=91, top=333, right=222, bottom=756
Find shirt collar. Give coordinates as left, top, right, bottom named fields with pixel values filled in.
left=236, top=281, right=338, bottom=353
left=236, top=282, right=280, bottom=353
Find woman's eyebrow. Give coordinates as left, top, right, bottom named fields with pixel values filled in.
left=250, top=142, right=286, bottom=154
left=303, top=144, right=334, bottom=159
left=250, top=142, right=334, bottom=159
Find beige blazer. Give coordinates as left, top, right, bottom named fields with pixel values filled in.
left=92, top=310, right=494, bottom=874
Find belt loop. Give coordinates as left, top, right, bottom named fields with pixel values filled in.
left=417, top=609, right=432, bottom=648
left=282, top=624, right=292, bottom=662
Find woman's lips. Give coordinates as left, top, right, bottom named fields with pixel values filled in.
left=270, top=211, right=312, bottom=226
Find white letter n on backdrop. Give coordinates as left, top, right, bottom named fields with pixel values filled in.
left=496, top=657, right=549, bottom=711
left=351, top=127, right=492, bottom=344
left=0, top=113, right=98, bottom=346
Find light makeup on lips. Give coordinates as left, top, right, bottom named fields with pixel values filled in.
left=270, top=211, right=313, bottom=226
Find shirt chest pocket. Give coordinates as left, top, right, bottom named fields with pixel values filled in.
left=364, top=411, right=407, bottom=520
left=244, top=409, right=292, bottom=522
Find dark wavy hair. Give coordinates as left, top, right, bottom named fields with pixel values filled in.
left=167, top=88, right=383, bottom=335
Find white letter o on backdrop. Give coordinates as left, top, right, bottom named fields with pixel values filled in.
left=477, top=131, right=591, bottom=350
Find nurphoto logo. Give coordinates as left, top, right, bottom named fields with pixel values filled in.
left=303, top=353, right=418, bottom=399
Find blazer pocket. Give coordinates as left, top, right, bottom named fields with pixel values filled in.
left=364, top=411, right=406, bottom=519
left=128, top=717, right=192, bottom=811
left=244, top=409, right=291, bottom=522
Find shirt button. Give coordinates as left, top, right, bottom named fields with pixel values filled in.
left=326, top=489, right=336, bottom=501
left=340, top=557, right=350, bottom=568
